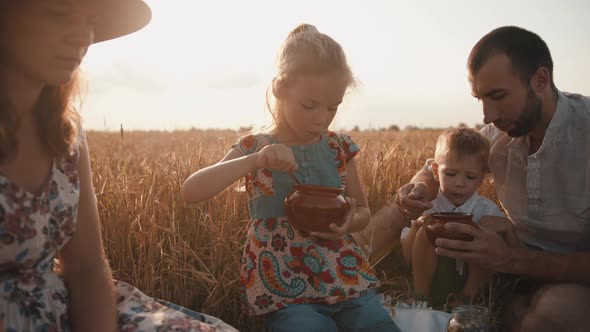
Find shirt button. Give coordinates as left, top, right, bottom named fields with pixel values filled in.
left=304, top=177, right=310, bottom=183
left=302, top=162, right=308, bottom=167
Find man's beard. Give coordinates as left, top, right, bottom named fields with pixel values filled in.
left=495, top=88, right=543, bottom=137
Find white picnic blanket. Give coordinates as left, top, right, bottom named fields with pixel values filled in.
left=381, top=294, right=452, bottom=332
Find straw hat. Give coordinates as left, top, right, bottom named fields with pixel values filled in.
left=94, top=0, right=152, bottom=43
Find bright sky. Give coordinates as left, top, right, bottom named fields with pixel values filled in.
left=81, top=0, right=590, bottom=131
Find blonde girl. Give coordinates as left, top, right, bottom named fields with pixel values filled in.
left=182, top=24, right=400, bottom=331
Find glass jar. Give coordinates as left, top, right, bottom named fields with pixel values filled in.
left=447, top=305, right=492, bottom=332
left=284, top=184, right=349, bottom=233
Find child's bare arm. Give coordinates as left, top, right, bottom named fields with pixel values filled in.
left=181, top=148, right=256, bottom=203
left=182, top=143, right=298, bottom=203
left=343, top=159, right=371, bottom=233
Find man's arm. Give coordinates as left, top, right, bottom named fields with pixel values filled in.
left=508, top=249, right=590, bottom=284
left=353, top=159, right=440, bottom=265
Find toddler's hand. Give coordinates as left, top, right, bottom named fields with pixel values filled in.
left=256, top=144, right=298, bottom=173
left=311, top=197, right=357, bottom=240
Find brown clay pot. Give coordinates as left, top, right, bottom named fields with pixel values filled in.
left=423, top=212, right=477, bottom=246
left=284, top=184, right=349, bottom=233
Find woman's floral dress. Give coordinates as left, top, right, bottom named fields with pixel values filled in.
left=0, top=136, right=237, bottom=331
left=235, top=131, right=379, bottom=316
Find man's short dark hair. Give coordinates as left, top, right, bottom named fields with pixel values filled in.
left=468, top=26, right=556, bottom=89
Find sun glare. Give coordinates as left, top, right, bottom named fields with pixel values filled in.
left=81, top=0, right=590, bottom=131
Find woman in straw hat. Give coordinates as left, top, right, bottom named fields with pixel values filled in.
left=0, top=1, right=236, bottom=331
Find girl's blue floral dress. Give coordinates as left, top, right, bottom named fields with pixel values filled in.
left=0, top=134, right=237, bottom=332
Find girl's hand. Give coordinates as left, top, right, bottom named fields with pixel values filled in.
left=256, top=144, right=298, bottom=172
left=311, top=197, right=357, bottom=240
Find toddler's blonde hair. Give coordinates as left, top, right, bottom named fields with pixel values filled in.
left=434, top=127, right=490, bottom=172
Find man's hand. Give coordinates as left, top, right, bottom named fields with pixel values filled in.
left=478, top=216, right=523, bottom=248
left=395, top=182, right=433, bottom=220
left=434, top=221, right=512, bottom=272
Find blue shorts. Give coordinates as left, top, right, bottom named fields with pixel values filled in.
left=264, top=289, right=401, bottom=332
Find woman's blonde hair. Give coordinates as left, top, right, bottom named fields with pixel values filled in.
left=0, top=1, right=82, bottom=163
left=0, top=73, right=81, bottom=163
left=262, top=24, right=354, bottom=134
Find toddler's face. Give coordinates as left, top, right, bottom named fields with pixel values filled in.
left=433, top=154, right=485, bottom=206
left=280, top=73, right=348, bottom=144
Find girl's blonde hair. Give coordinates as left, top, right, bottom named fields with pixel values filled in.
left=262, top=24, right=354, bottom=134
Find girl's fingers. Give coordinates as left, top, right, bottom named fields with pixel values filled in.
left=329, top=222, right=347, bottom=234
left=261, top=144, right=298, bottom=172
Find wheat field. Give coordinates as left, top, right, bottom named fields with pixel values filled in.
left=88, top=129, right=507, bottom=331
